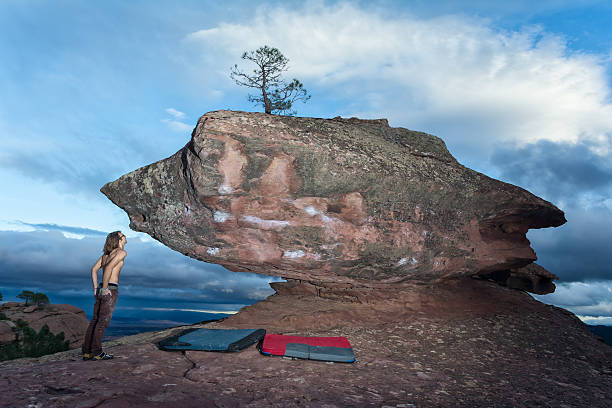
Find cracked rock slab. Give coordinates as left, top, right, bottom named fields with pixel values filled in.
left=1, top=280, right=610, bottom=407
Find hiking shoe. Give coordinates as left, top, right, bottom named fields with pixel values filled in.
left=82, top=353, right=92, bottom=361
left=92, top=351, right=114, bottom=360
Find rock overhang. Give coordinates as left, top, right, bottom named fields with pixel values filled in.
left=101, top=110, right=566, bottom=293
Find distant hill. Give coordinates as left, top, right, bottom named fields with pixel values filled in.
left=587, top=325, right=612, bottom=346
left=103, top=314, right=230, bottom=340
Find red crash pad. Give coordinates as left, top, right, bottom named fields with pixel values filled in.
left=261, top=334, right=353, bottom=356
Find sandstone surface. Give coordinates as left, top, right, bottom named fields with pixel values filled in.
left=0, top=280, right=610, bottom=407
left=0, top=321, right=16, bottom=346
left=0, top=303, right=88, bottom=348
left=101, top=110, right=565, bottom=292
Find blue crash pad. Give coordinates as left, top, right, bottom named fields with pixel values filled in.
left=157, top=328, right=265, bottom=352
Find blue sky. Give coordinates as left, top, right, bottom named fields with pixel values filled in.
left=1, top=0, right=611, bottom=325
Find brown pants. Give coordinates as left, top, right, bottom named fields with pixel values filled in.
left=82, top=287, right=118, bottom=355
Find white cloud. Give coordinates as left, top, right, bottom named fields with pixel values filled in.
left=534, top=280, right=612, bottom=317
left=572, top=302, right=612, bottom=316
left=208, top=89, right=224, bottom=98
left=0, top=220, right=36, bottom=232
left=161, top=108, right=192, bottom=133
left=0, top=229, right=279, bottom=304
left=61, top=232, right=86, bottom=240
left=186, top=2, right=612, bottom=158
left=577, top=315, right=612, bottom=325
left=128, top=306, right=237, bottom=314
left=165, top=107, right=186, bottom=119
left=161, top=118, right=193, bottom=133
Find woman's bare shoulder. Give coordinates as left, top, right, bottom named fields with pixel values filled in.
left=109, top=248, right=127, bottom=258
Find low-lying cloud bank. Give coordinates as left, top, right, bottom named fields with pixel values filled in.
left=0, top=229, right=280, bottom=309
left=1, top=224, right=611, bottom=324
left=533, top=281, right=612, bottom=325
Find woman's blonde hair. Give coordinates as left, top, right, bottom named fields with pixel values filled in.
left=103, top=231, right=122, bottom=256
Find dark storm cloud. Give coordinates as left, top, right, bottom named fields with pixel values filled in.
left=489, top=139, right=612, bottom=285
left=491, top=139, right=612, bottom=203
left=0, top=230, right=278, bottom=306
left=528, top=206, right=612, bottom=282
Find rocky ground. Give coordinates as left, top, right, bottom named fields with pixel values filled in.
left=1, top=280, right=611, bottom=407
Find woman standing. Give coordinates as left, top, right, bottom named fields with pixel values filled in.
left=81, top=231, right=127, bottom=360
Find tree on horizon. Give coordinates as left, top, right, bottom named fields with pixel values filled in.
left=32, top=293, right=50, bottom=307
left=230, top=45, right=310, bottom=115
left=16, top=290, right=35, bottom=306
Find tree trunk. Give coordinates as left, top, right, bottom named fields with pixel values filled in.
left=262, top=70, right=271, bottom=114
left=262, top=89, right=271, bottom=114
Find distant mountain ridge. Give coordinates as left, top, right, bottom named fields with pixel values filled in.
left=588, top=325, right=612, bottom=346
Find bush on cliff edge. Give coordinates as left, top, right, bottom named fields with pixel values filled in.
left=0, top=319, right=69, bottom=361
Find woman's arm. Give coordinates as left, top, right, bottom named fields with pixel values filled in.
left=91, top=256, right=102, bottom=296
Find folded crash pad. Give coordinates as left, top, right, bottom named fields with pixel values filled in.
left=158, top=328, right=265, bottom=352
left=260, top=334, right=356, bottom=363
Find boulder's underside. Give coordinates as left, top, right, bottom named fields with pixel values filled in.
left=102, top=110, right=565, bottom=293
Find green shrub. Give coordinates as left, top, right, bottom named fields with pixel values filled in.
left=0, top=342, right=21, bottom=361
left=0, top=312, right=7, bottom=320
left=22, top=324, right=69, bottom=358
left=31, top=293, right=50, bottom=307
left=16, top=319, right=28, bottom=329
left=0, top=322, right=69, bottom=361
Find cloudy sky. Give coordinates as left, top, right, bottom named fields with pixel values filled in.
left=1, top=0, right=611, bottom=325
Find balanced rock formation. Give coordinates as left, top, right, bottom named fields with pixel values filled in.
left=102, top=110, right=565, bottom=292
left=0, top=302, right=88, bottom=348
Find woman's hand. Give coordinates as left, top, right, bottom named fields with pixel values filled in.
left=94, top=288, right=98, bottom=298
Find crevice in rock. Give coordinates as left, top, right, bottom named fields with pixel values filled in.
left=91, top=397, right=114, bottom=408
left=44, top=385, right=84, bottom=395
left=408, top=150, right=450, bottom=163
left=181, top=351, right=197, bottom=382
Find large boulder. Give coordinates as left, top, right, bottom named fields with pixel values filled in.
left=101, top=110, right=565, bottom=291
left=0, top=303, right=88, bottom=348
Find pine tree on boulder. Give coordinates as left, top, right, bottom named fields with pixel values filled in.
left=230, top=45, right=310, bottom=115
